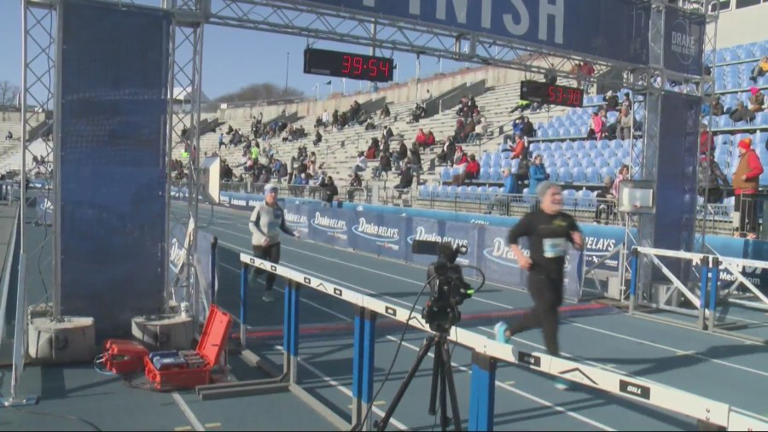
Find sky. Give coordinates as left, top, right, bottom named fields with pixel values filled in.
left=0, top=0, right=468, bottom=101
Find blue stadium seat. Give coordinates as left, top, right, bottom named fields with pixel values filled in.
left=479, top=167, right=490, bottom=181
left=510, top=159, right=520, bottom=173
left=452, top=166, right=464, bottom=177
left=558, top=167, right=573, bottom=183
left=419, top=185, right=429, bottom=198
left=467, top=185, right=478, bottom=200
left=562, top=189, right=577, bottom=207
left=457, top=185, right=468, bottom=200
left=490, top=168, right=502, bottom=181
left=538, top=128, right=550, bottom=139
left=607, top=111, right=619, bottom=124
left=572, top=167, right=586, bottom=183
left=440, top=166, right=452, bottom=182
left=438, top=185, right=449, bottom=199
left=577, top=189, right=595, bottom=209
left=756, top=112, right=768, bottom=126
left=585, top=167, right=601, bottom=184
left=478, top=185, right=488, bottom=202
left=501, top=159, right=512, bottom=170
left=599, top=167, right=612, bottom=181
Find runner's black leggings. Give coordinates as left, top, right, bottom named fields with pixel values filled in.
left=251, top=242, right=281, bottom=291
left=506, top=272, right=563, bottom=356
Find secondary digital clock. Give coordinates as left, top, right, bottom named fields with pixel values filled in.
left=520, top=80, right=584, bottom=108
left=303, top=48, right=394, bottom=83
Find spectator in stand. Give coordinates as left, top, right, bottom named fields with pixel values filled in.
left=218, top=133, right=225, bottom=150
left=587, top=111, right=604, bottom=139
left=331, top=109, right=339, bottom=128
left=487, top=168, right=515, bottom=214
left=509, top=99, right=532, bottom=114
left=415, top=128, right=428, bottom=150
left=464, top=154, right=480, bottom=181
left=410, top=141, right=422, bottom=177
left=395, top=158, right=414, bottom=196
left=505, top=133, right=527, bottom=160
left=618, top=107, right=633, bottom=140
left=437, top=137, right=456, bottom=166
left=522, top=117, right=535, bottom=138
left=604, top=90, right=619, bottom=112
left=611, top=165, right=630, bottom=197
left=313, top=130, right=322, bottom=147
left=379, top=104, right=391, bottom=119
left=730, top=101, right=756, bottom=123
left=411, top=103, right=426, bottom=123
left=323, top=176, right=338, bottom=205
left=348, top=172, right=364, bottom=202
left=621, top=93, right=632, bottom=112
left=699, top=124, right=715, bottom=155
left=698, top=152, right=729, bottom=204
left=354, top=151, right=368, bottom=174
left=710, top=96, right=724, bottom=116
left=365, top=140, right=378, bottom=160
left=393, top=139, right=408, bottom=169
left=749, top=87, right=765, bottom=112
left=462, top=119, right=477, bottom=143
left=594, top=176, right=615, bottom=224
left=374, top=151, right=392, bottom=179
left=527, top=155, right=548, bottom=195
left=749, top=56, right=768, bottom=83
left=454, top=145, right=468, bottom=167
left=425, top=130, right=436, bottom=148
left=732, top=137, right=763, bottom=239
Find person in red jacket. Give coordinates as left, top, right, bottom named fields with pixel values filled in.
left=465, top=153, right=480, bottom=181
left=732, top=137, right=764, bottom=239
left=415, top=128, right=428, bottom=149
left=425, top=130, right=436, bottom=148
left=699, top=124, right=714, bottom=155
left=510, top=134, right=526, bottom=160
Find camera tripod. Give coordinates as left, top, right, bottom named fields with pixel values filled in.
left=375, top=331, right=461, bottom=431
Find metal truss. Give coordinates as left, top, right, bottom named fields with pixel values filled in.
left=21, top=0, right=58, bottom=313
left=207, top=0, right=644, bottom=88
left=166, top=0, right=204, bottom=321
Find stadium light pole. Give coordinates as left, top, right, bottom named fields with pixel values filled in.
left=284, top=51, right=289, bottom=95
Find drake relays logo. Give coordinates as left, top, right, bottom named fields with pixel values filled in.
left=483, top=237, right=521, bottom=267
left=407, top=226, right=469, bottom=264
left=352, top=218, right=400, bottom=250
left=669, top=17, right=698, bottom=66
left=311, top=212, right=348, bottom=239
left=285, top=210, right=309, bottom=231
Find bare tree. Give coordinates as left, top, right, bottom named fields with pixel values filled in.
left=214, top=82, right=303, bottom=104
left=0, top=81, right=20, bottom=107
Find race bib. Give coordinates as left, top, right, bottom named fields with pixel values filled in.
left=543, top=238, right=567, bottom=258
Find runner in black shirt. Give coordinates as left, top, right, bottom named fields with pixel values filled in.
left=495, top=182, right=582, bottom=369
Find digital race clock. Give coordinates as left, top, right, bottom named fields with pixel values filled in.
left=520, top=80, right=584, bottom=108
left=303, top=48, right=394, bottom=83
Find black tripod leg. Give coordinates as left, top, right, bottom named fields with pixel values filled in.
left=441, top=340, right=463, bottom=431
left=428, top=345, right=441, bottom=416
left=376, top=336, right=435, bottom=431
left=440, top=358, right=449, bottom=430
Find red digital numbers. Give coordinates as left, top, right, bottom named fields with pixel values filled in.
left=352, top=56, right=363, bottom=74
left=368, top=58, right=378, bottom=77
left=341, top=55, right=352, bottom=74
left=379, top=60, right=390, bottom=78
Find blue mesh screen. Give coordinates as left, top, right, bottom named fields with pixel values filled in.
left=59, top=0, right=170, bottom=338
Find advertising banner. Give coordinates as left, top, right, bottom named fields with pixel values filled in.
left=349, top=210, right=407, bottom=260
left=302, top=0, right=652, bottom=65
left=664, top=6, right=706, bottom=76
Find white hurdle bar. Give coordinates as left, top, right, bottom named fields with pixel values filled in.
left=240, top=252, right=768, bottom=431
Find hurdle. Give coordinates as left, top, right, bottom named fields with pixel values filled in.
left=205, top=251, right=768, bottom=431
left=630, top=246, right=768, bottom=341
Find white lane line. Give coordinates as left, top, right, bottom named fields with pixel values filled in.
left=219, top=229, right=768, bottom=377
left=172, top=392, right=205, bottom=431
left=210, top=225, right=768, bottom=378
left=220, top=257, right=615, bottom=430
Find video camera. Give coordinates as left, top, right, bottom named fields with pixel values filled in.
left=411, top=240, right=478, bottom=333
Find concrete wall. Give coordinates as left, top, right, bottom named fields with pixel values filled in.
left=217, top=66, right=526, bottom=123
left=708, top=3, right=768, bottom=48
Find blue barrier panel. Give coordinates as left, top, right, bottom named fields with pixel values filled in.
left=468, top=352, right=496, bottom=431
left=349, top=210, right=406, bottom=260
left=308, top=205, right=350, bottom=248
left=406, top=217, right=443, bottom=266
left=59, top=0, right=170, bottom=337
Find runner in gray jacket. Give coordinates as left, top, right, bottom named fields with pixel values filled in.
left=249, top=184, right=299, bottom=302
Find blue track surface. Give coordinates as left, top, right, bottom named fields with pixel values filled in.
left=195, top=204, right=768, bottom=430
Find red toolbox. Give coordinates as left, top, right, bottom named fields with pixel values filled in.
left=144, top=305, right=232, bottom=391
left=102, top=339, right=150, bottom=375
